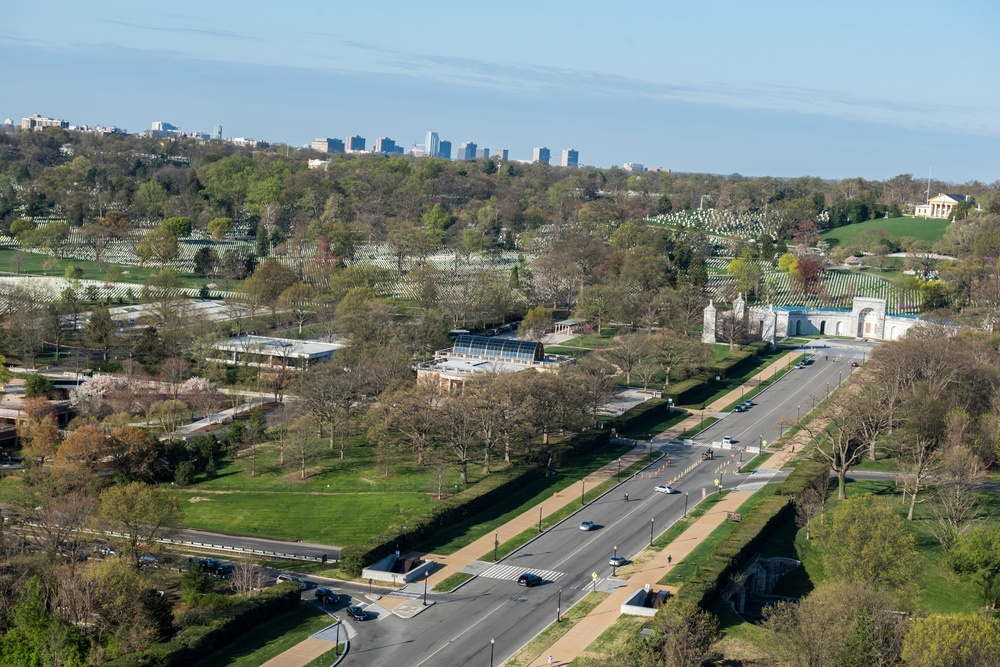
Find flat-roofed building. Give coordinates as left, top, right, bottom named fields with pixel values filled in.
left=416, top=334, right=573, bottom=391
left=209, top=335, right=345, bottom=370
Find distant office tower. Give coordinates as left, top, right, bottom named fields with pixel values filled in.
left=151, top=121, right=178, bottom=132
left=494, top=148, right=509, bottom=161
left=623, top=162, right=646, bottom=173
left=346, top=135, right=366, bottom=152
left=438, top=140, right=452, bottom=159
left=562, top=148, right=579, bottom=168
left=374, top=137, right=397, bottom=154
left=458, top=141, right=477, bottom=160
left=21, top=115, right=69, bottom=131
left=425, top=131, right=440, bottom=158
left=211, top=124, right=223, bottom=140
left=533, top=147, right=551, bottom=165
left=475, top=147, right=490, bottom=158
left=311, top=137, right=345, bottom=153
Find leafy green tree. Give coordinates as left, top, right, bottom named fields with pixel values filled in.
left=422, top=203, right=452, bottom=244
left=901, top=614, right=1000, bottom=667
left=160, top=216, right=192, bottom=238
left=136, top=226, right=180, bottom=267
left=207, top=216, right=233, bottom=241
left=949, top=525, right=1000, bottom=609
left=193, top=246, right=218, bottom=277
left=816, top=494, right=916, bottom=590
left=518, top=306, right=555, bottom=340
left=23, top=374, right=54, bottom=398
left=98, top=482, right=181, bottom=569
left=85, top=304, right=118, bottom=361
left=0, top=576, right=86, bottom=667
left=778, top=252, right=798, bottom=273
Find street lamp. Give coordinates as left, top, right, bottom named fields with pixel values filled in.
left=490, top=638, right=495, bottom=667
left=612, top=545, right=618, bottom=576
left=797, top=405, right=800, bottom=421
left=581, top=479, right=586, bottom=506
left=650, top=518, right=654, bottom=546
left=494, top=531, right=499, bottom=562
left=423, top=572, right=429, bottom=606
left=557, top=589, right=562, bottom=622
left=684, top=492, right=689, bottom=517
left=617, top=458, right=621, bottom=482
left=839, top=370, right=843, bottom=384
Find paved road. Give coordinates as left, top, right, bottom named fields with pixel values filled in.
left=342, top=339, right=873, bottom=666
left=177, top=528, right=340, bottom=562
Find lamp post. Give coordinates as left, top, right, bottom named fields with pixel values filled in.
left=797, top=405, right=800, bottom=422
left=494, top=531, right=498, bottom=562
left=538, top=505, right=543, bottom=534
left=423, top=572, right=428, bottom=606
left=490, top=638, right=495, bottom=667
left=684, top=492, right=689, bottom=517
left=650, top=518, right=655, bottom=546
left=557, top=589, right=562, bottom=622
left=839, top=370, right=843, bottom=384
left=612, top=545, right=619, bottom=576
left=335, top=620, right=341, bottom=656
left=581, top=479, right=586, bottom=506
left=617, top=458, right=621, bottom=482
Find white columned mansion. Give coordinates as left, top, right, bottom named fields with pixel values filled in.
left=914, top=193, right=973, bottom=219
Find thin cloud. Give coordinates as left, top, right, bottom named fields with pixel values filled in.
left=100, top=19, right=260, bottom=43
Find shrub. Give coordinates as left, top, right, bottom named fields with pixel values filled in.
left=23, top=374, right=55, bottom=398
left=607, top=398, right=672, bottom=434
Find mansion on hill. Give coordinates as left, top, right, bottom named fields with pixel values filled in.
left=914, top=193, right=974, bottom=219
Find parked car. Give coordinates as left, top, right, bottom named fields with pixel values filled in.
left=276, top=574, right=306, bottom=590
left=198, top=558, right=234, bottom=578
left=654, top=484, right=679, bottom=494
left=517, top=573, right=543, bottom=587
left=579, top=520, right=595, bottom=531
left=609, top=555, right=628, bottom=567
left=851, top=361, right=860, bottom=367
left=346, top=605, right=371, bottom=620
left=794, top=363, right=805, bottom=369
left=316, top=587, right=348, bottom=604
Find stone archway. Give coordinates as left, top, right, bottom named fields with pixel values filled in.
left=835, top=321, right=843, bottom=335
left=795, top=320, right=802, bottom=336
left=857, top=308, right=877, bottom=338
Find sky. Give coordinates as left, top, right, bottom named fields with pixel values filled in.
left=4, top=0, right=1000, bottom=182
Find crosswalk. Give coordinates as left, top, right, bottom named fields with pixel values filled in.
left=478, top=563, right=566, bottom=583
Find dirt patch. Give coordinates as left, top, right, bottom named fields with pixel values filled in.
left=188, top=497, right=212, bottom=503
left=284, top=466, right=324, bottom=482
left=358, top=477, right=377, bottom=486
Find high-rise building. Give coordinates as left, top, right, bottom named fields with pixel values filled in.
left=562, top=148, right=579, bottom=168
left=458, top=141, right=478, bottom=160
left=475, top=147, right=490, bottom=158
left=311, top=137, right=345, bottom=153
left=533, top=147, right=551, bottom=165
left=623, top=163, right=646, bottom=173
left=494, top=148, right=509, bottom=161
left=346, top=135, right=366, bottom=152
left=211, top=124, right=223, bottom=140
left=374, top=137, right=397, bottom=154
left=438, top=140, right=452, bottom=160
left=425, top=131, right=440, bottom=158
left=21, top=114, right=69, bottom=131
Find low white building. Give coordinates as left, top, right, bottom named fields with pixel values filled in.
left=210, top=335, right=344, bottom=370
left=914, top=193, right=973, bottom=219
left=703, top=295, right=921, bottom=344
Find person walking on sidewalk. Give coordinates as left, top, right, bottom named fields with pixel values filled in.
left=548, top=656, right=553, bottom=665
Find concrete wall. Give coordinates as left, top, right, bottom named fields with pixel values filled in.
left=620, top=588, right=658, bottom=617
left=362, top=553, right=436, bottom=584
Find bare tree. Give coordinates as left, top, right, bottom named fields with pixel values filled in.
left=807, top=394, right=867, bottom=500
left=794, top=474, right=829, bottom=540
left=230, top=555, right=268, bottom=597
left=599, top=333, right=651, bottom=385
left=930, top=446, right=983, bottom=548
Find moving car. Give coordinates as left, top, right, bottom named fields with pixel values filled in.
left=722, top=436, right=734, bottom=446
left=346, top=605, right=371, bottom=620
left=851, top=361, right=860, bottom=367
left=733, top=404, right=746, bottom=412
left=517, top=573, right=543, bottom=587
left=277, top=574, right=306, bottom=590
left=579, top=520, right=595, bottom=531
left=654, top=484, right=679, bottom=494
left=609, top=555, right=627, bottom=567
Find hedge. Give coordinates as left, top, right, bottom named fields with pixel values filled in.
left=340, top=429, right=612, bottom=575
left=606, top=398, right=672, bottom=434
left=103, top=582, right=302, bottom=667
left=667, top=460, right=829, bottom=612
left=662, top=341, right=775, bottom=406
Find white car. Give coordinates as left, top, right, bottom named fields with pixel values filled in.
left=722, top=436, right=734, bottom=446
left=277, top=574, right=306, bottom=590
left=654, top=485, right=679, bottom=494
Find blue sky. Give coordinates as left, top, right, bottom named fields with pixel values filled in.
left=5, top=0, right=1000, bottom=181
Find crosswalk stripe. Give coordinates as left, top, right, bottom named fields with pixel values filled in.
left=479, top=563, right=565, bottom=582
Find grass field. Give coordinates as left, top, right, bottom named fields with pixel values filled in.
left=0, top=247, right=209, bottom=288
left=198, top=604, right=334, bottom=667
left=820, top=216, right=950, bottom=249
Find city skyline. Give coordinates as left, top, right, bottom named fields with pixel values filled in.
left=4, top=1, right=1000, bottom=181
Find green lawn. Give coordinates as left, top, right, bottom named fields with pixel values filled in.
left=820, top=216, right=950, bottom=249
left=174, top=490, right=434, bottom=546
left=0, top=247, right=209, bottom=289
left=197, top=604, right=335, bottom=667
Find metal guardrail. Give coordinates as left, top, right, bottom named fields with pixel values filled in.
left=160, top=537, right=333, bottom=563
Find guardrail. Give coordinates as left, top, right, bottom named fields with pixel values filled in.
left=159, top=537, right=333, bottom=563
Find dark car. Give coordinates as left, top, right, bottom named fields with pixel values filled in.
left=198, top=558, right=234, bottom=578
left=517, top=573, right=543, bottom=587
left=316, top=587, right=348, bottom=604
left=346, top=605, right=371, bottom=620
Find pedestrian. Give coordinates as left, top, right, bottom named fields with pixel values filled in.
left=548, top=656, right=554, bottom=665
left=667, top=555, right=672, bottom=565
